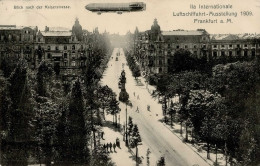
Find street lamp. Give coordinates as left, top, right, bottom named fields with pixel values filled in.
left=125, top=102, right=128, bottom=147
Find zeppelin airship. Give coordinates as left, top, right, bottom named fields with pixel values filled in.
left=85, top=2, right=146, bottom=15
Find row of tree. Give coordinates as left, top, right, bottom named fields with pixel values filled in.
left=153, top=60, right=260, bottom=165
left=0, top=33, right=117, bottom=165
left=125, top=50, right=141, bottom=79
left=127, top=117, right=142, bottom=165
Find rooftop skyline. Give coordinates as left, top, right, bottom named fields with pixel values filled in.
left=0, top=0, right=260, bottom=35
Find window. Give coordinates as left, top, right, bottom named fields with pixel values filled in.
left=221, top=45, right=225, bottom=48
left=55, top=46, right=59, bottom=51
left=47, top=53, right=51, bottom=59
left=237, top=51, right=241, bottom=56
left=64, top=45, right=67, bottom=50
left=72, top=53, right=75, bottom=58
left=47, top=46, right=50, bottom=50
left=38, top=38, right=41, bottom=42
left=229, top=51, right=233, bottom=56
left=244, top=50, right=248, bottom=56
left=159, top=60, right=162, bottom=65
left=64, top=62, right=67, bottom=66
left=237, top=44, right=240, bottom=48
left=244, top=44, right=248, bottom=48
left=194, top=45, right=197, bottom=49
left=71, top=61, right=76, bottom=66
left=252, top=50, right=256, bottom=57
left=213, top=45, right=217, bottom=48
left=221, top=51, right=225, bottom=56
left=72, top=45, right=75, bottom=50
left=159, top=67, right=162, bottom=73
left=213, top=51, right=217, bottom=57
left=229, top=44, right=233, bottom=48
left=64, top=53, right=67, bottom=59
left=185, top=45, right=188, bottom=49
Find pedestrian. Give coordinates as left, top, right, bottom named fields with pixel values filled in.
left=106, top=143, right=109, bottom=152
left=147, top=105, right=150, bottom=111
left=101, top=131, right=104, bottom=140
left=103, top=144, right=106, bottom=153
left=116, top=138, right=120, bottom=148
left=113, top=143, right=116, bottom=152
left=136, top=106, right=139, bottom=113
left=109, top=142, right=112, bottom=152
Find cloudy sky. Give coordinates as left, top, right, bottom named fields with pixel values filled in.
left=0, top=0, right=260, bottom=34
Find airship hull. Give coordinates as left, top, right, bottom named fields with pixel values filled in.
left=85, top=2, right=146, bottom=14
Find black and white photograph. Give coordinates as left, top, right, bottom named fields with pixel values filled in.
left=0, top=0, right=260, bottom=165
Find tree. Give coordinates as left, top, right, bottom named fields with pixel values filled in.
left=35, top=100, right=59, bottom=166
left=6, top=59, right=34, bottom=165
left=108, top=96, right=120, bottom=126
left=169, top=49, right=195, bottom=73
left=63, top=79, right=90, bottom=164
left=97, top=85, right=115, bottom=120
left=133, top=67, right=141, bottom=80
left=153, top=74, right=173, bottom=123
left=53, top=63, right=60, bottom=76
left=36, top=60, right=53, bottom=97
left=128, top=116, right=134, bottom=140
left=168, top=100, right=177, bottom=128
left=130, top=124, right=142, bottom=164
left=0, top=58, right=14, bottom=77
left=0, top=76, right=12, bottom=163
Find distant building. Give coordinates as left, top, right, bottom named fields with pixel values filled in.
left=0, top=19, right=99, bottom=79
left=0, top=25, right=38, bottom=68
left=210, top=34, right=259, bottom=60
left=35, top=25, right=85, bottom=77
left=134, top=19, right=260, bottom=74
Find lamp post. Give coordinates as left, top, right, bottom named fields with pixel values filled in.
left=125, top=102, right=128, bottom=147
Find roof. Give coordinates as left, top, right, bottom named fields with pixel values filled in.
left=41, top=31, right=72, bottom=37
left=162, top=30, right=204, bottom=36
left=0, top=25, right=37, bottom=30
left=211, top=34, right=260, bottom=40
left=48, top=27, right=71, bottom=32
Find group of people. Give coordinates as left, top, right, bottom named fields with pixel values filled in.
left=103, top=138, right=120, bottom=153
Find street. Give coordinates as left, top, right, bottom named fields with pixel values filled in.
left=101, top=48, right=210, bottom=166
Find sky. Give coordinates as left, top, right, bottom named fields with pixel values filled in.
left=0, top=0, right=260, bottom=34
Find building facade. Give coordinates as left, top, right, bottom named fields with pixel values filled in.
left=134, top=19, right=260, bottom=74
left=0, top=19, right=99, bottom=79
left=210, top=34, right=259, bottom=60
left=0, top=25, right=38, bottom=68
